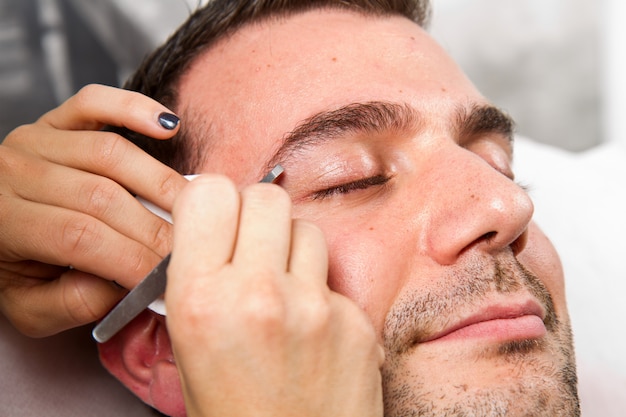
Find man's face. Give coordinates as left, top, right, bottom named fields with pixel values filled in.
left=103, top=9, right=579, bottom=417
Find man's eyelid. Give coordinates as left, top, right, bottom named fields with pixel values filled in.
left=462, top=132, right=513, bottom=153
left=311, top=173, right=393, bottom=200
left=463, top=135, right=515, bottom=179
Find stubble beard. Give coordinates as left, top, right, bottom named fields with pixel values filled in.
left=380, top=254, right=580, bottom=417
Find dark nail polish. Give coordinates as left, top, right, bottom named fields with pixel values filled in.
left=158, top=112, right=179, bottom=130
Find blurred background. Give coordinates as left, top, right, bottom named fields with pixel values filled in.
left=0, top=0, right=619, bottom=151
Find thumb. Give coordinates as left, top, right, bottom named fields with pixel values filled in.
left=1, top=270, right=125, bottom=337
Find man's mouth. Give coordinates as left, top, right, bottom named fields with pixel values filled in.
left=421, top=299, right=546, bottom=344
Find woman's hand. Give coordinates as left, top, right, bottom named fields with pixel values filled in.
left=166, top=176, right=385, bottom=417
left=0, top=84, right=188, bottom=337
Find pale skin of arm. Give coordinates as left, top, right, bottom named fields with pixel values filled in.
left=166, top=175, right=385, bottom=417
left=0, top=84, right=188, bottom=337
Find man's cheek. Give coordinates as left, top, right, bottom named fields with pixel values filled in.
left=517, top=222, right=567, bottom=308
left=325, top=237, right=400, bottom=333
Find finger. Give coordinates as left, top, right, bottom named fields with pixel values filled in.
left=288, top=219, right=328, bottom=284
left=170, top=175, right=240, bottom=279
left=0, top=269, right=125, bottom=337
left=0, top=197, right=163, bottom=289
left=38, top=84, right=180, bottom=139
left=6, top=159, right=173, bottom=257
left=4, top=125, right=188, bottom=213
left=231, top=183, right=292, bottom=271
left=0, top=260, right=68, bottom=280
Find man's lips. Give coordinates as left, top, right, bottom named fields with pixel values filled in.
left=421, top=300, right=547, bottom=344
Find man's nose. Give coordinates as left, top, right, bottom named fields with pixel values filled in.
left=418, top=144, right=534, bottom=265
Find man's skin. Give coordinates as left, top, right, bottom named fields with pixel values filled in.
left=0, top=7, right=579, bottom=417
left=161, top=9, right=578, bottom=417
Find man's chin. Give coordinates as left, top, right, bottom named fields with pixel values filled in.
left=381, top=335, right=580, bottom=417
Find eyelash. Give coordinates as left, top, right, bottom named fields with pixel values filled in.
left=308, top=173, right=527, bottom=200
left=516, top=181, right=531, bottom=193
left=312, top=174, right=391, bottom=200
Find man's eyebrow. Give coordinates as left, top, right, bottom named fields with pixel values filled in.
left=265, top=101, right=421, bottom=171
left=455, top=104, right=516, bottom=148
left=263, top=101, right=515, bottom=172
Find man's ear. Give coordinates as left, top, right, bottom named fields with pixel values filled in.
left=97, top=310, right=186, bottom=417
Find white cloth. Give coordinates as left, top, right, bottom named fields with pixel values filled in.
left=515, top=137, right=626, bottom=416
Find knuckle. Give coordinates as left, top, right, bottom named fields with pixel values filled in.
left=73, top=84, right=101, bottom=110
left=172, top=292, right=216, bottom=329
left=62, top=284, right=98, bottom=325
left=147, top=218, right=172, bottom=256
left=1, top=124, right=30, bottom=147
left=76, top=83, right=100, bottom=96
left=59, top=215, right=101, bottom=257
left=60, top=271, right=120, bottom=326
left=123, top=245, right=154, bottom=279
left=79, top=178, right=119, bottom=219
left=116, top=90, right=145, bottom=114
left=297, top=297, right=332, bottom=337
left=170, top=307, right=200, bottom=336
left=103, top=243, right=157, bottom=289
left=0, top=138, right=46, bottom=183
left=0, top=144, right=15, bottom=174
left=1, top=125, right=45, bottom=162
left=239, top=280, right=287, bottom=328
left=91, top=131, right=128, bottom=170
left=156, top=169, right=183, bottom=201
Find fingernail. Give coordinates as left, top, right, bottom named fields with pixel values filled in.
left=158, top=112, right=180, bottom=130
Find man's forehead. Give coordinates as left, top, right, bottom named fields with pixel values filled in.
left=178, top=8, right=481, bottom=179
left=208, top=8, right=424, bottom=53
left=181, top=8, right=439, bottom=94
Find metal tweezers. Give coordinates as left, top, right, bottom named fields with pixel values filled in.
left=92, top=165, right=284, bottom=343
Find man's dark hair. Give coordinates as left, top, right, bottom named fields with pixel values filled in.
left=120, top=0, right=431, bottom=173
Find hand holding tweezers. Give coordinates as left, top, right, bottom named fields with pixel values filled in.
left=92, top=165, right=284, bottom=343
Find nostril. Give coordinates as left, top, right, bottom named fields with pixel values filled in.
left=510, top=229, right=529, bottom=255
left=481, top=231, right=497, bottom=243
left=479, top=229, right=528, bottom=255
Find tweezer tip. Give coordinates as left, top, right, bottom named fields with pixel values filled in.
left=261, top=164, right=284, bottom=183
left=92, top=327, right=107, bottom=343
left=272, top=164, right=284, bottom=176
